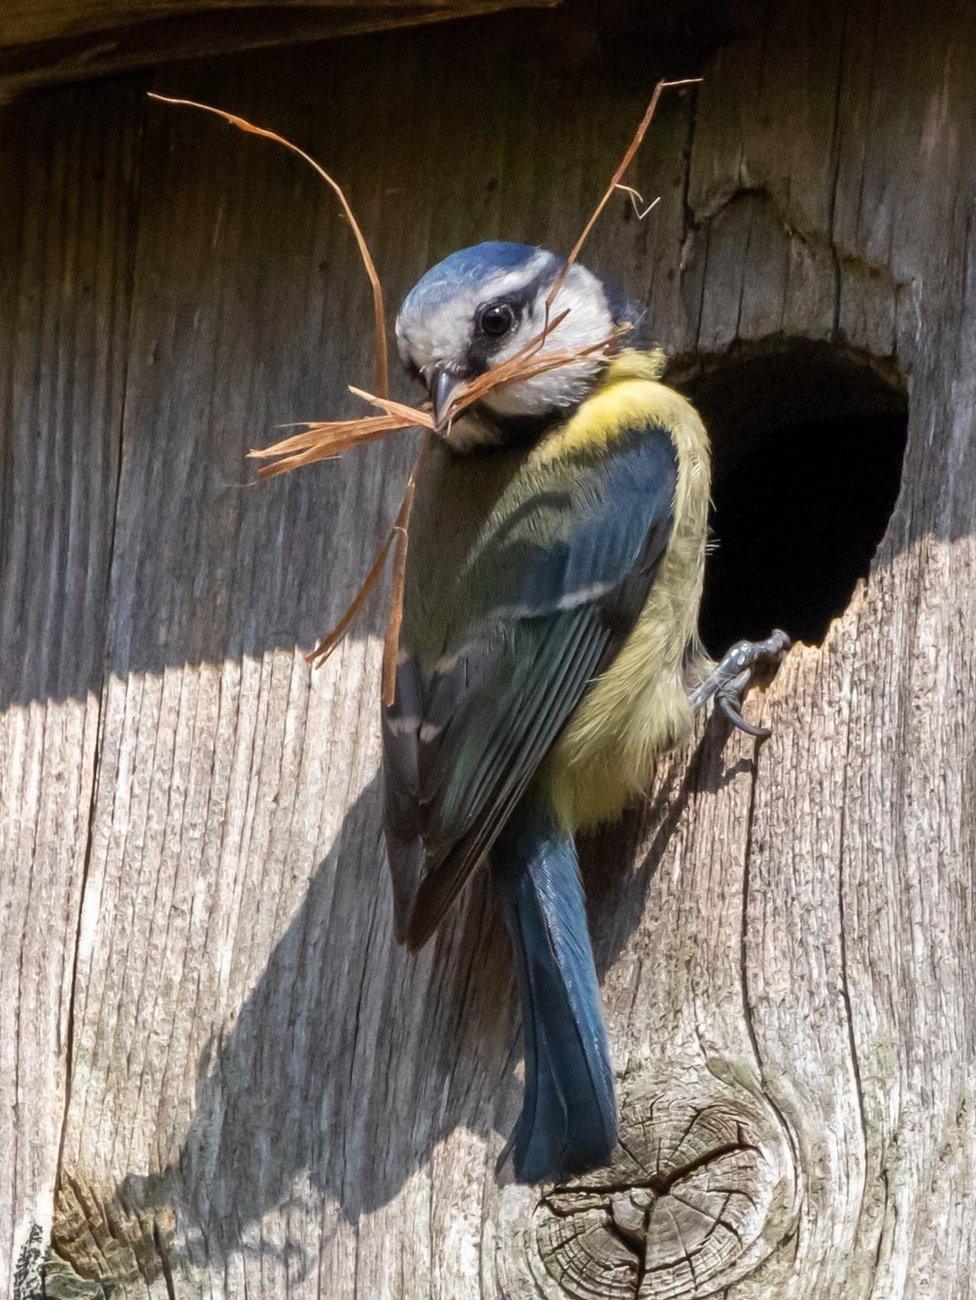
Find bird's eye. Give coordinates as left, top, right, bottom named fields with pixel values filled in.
left=477, top=302, right=516, bottom=339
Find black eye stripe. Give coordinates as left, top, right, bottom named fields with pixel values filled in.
left=474, top=262, right=563, bottom=341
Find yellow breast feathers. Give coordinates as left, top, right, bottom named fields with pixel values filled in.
left=539, top=350, right=712, bottom=830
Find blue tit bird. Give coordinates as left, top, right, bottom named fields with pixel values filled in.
left=384, top=240, right=789, bottom=1184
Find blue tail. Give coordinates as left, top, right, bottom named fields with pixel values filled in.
left=491, top=801, right=616, bottom=1183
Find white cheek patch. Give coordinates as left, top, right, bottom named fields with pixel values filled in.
left=395, top=249, right=556, bottom=374
left=483, top=264, right=615, bottom=418
left=397, top=299, right=472, bottom=372
left=395, top=254, right=617, bottom=427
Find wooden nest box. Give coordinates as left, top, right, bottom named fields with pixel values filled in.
left=2, top=1, right=972, bottom=1297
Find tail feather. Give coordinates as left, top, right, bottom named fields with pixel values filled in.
left=492, top=804, right=616, bottom=1183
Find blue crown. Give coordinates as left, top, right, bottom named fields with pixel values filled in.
left=400, top=242, right=560, bottom=315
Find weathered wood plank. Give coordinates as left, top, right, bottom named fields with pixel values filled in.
left=679, top=7, right=976, bottom=1292
left=0, top=81, right=145, bottom=1297
left=0, top=0, right=560, bottom=101
left=42, top=22, right=694, bottom=1295
left=4, top=0, right=976, bottom=1295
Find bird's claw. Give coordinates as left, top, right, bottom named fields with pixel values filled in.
left=716, top=668, right=771, bottom=738
left=690, top=629, right=791, bottom=739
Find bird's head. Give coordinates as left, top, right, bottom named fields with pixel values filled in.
left=395, top=241, right=628, bottom=451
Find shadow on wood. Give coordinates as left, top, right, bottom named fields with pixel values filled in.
left=7, top=0, right=976, bottom=1295
left=54, top=721, right=786, bottom=1295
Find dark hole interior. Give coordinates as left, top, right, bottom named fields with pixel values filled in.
left=669, top=342, right=909, bottom=657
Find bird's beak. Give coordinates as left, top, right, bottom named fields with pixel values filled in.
left=428, top=365, right=463, bottom=433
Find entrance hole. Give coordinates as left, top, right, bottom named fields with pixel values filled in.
left=670, top=341, right=908, bottom=656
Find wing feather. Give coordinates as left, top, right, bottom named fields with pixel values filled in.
left=383, top=422, right=679, bottom=947
left=406, top=612, right=607, bottom=947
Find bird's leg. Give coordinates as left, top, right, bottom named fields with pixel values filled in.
left=689, top=629, right=792, bottom=739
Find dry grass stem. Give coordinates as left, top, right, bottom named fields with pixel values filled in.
left=148, top=92, right=389, bottom=398
left=152, top=77, right=701, bottom=667
left=381, top=437, right=430, bottom=705
left=304, top=436, right=429, bottom=703
left=347, top=389, right=436, bottom=429
left=614, top=184, right=661, bottom=220
left=304, top=523, right=399, bottom=668
left=542, top=76, right=702, bottom=314
left=238, top=75, right=701, bottom=477
left=248, top=414, right=405, bottom=477
left=449, top=321, right=628, bottom=412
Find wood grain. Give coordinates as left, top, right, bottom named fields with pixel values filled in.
left=0, top=0, right=560, bottom=101
left=0, top=81, right=145, bottom=1298
left=2, top=0, right=976, bottom=1295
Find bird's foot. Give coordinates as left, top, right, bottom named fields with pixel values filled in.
left=690, top=629, right=791, bottom=739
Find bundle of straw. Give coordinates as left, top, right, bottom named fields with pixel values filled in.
left=150, top=77, right=701, bottom=702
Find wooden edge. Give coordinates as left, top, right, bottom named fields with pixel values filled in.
left=0, top=0, right=563, bottom=101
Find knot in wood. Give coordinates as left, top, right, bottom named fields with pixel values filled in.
left=522, top=1080, right=796, bottom=1299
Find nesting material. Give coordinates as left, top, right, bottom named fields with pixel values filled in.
left=151, top=77, right=701, bottom=701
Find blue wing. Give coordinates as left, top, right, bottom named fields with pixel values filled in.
left=383, top=423, right=678, bottom=948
